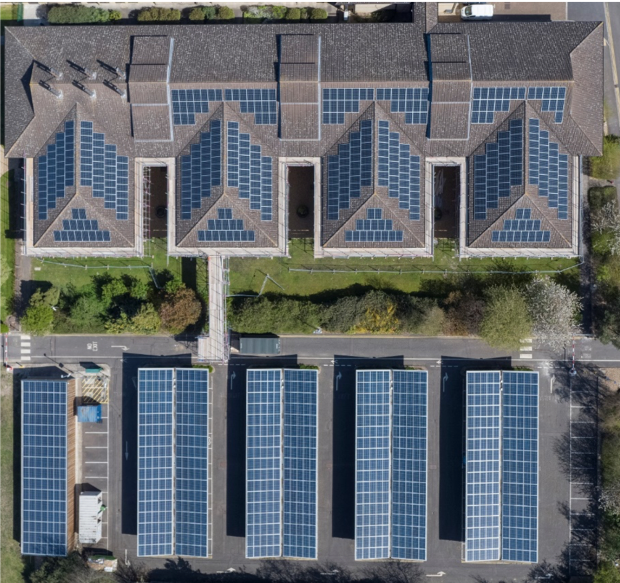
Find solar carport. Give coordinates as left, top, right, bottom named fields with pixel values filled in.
left=465, top=371, right=539, bottom=563
left=355, top=369, right=428, bottom=561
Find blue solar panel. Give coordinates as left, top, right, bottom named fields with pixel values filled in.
left=473, top=119, right=523, bottom=220
left=21, top=380, right=68, bottom=557
left=175, top=369, right=210, bottom=558
left=345, top=208, right=403, bottom=242
left=53, top=208, right=111, bottom=242
left=391, top=370, right=427, bottom=561
left=491, top=207, right=551, bottom=243
left=246, top=369, right=282, bottom=559
left=198, top=208, right=255, bottom=242
left=225, top=89, right=277, bottom=125
left=327, top=120, right=373, bottom=221
left=138, top=369, right=174, bottom=557
left=322, top=88, right=374, bottom=124
left=180, top=119, right=221, bottom=220
left=80, top=121, right=129, bottom=220
left=502, top=372, right=538, bottom=563
left=527, top=87, right=566, bottom=123
left=227, top=121, right=272, bottom=220
left=377, top=120, right=421, bottom=220
left=528, top=118, right=569, bottom=219
left=38, top=121, right=75, bottom=220
left=356, top=370, right=391, bottom=560
left=172, top=89, right=223, bottom=125
left=376, top=88, right=429, bottom=125
left=465, top=371, right=501, bottom=562
left=282, top=370, right=318, bottom=559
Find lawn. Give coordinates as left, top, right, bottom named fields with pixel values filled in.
left=1, top=171, right=16, bottom=332
left=229, top=238, right=581, bottom=297
left=1, top=373, right=27, bottom=583
left=0, top=5, right=20, bottom=20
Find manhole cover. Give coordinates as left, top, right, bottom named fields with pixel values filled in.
left=156, top=206, right=167, bottom=218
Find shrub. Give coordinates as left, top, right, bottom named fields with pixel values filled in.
left=108, top=9, right=121, bottom=20
left=159, top=287, right=202, bottom=334
left=272, top=5, right=287, bottom=19
left=69, top=294, right=103, bottom=330
left=217, top=6, right=235, bottom=20
left=230, top=296, right=321, bottom=334
left=442, top=291, right=485, bottom=336
left=310, top=8, right=328, bottom=20
left=300, top=7, right=309, bottom=20
left=590, top=186, right=618, bottom=211
left=21, top=289, right=57, bottom=336
left=47, top=5, right=110, bottom=24
left=137, top=7, right=181, bottom=22
left=189, top=7, right=206, bottom=21
left=479, top=285, right=532, bottom=350
left=285, top=8, right=301, bottom=20
left=203, top=5, right=216, bottom=19
left=590, top=134, right=620, bottom=180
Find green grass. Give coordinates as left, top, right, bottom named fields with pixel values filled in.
left=1, top=171, right=16, bottom=331
left=229, top=238, right=580, bottom=297
left=0, top=4, right=19, bottom=21
left=1, top=377, right=27, bottom=583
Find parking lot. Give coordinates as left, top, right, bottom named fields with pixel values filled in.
left=100, top=352, right=591, bottom=582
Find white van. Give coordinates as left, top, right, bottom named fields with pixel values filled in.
left=461, top=4, right=494, bottom=20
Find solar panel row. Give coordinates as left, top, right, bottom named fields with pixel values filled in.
left=327, top=119, right=373, bottom=220
left=80, top=121, right=129, bottom=220
left=491, top=208, right=551, bottom=243
left=377, top=120, right=421, bottom=220
left=137, top=368, right=210, bottom=558
left=53, top=208, right=112, bottom=242
left=225, top=89, right=277, bottom=125
left=345, top=208, right=404, bottom=242
left=473, top=119, right=523, bottom=220
left=38, top=121, right=75, bottom=221
left=355, top=370, right=428, bottom=561
left=180, top=119, right=222, bottom=220
left=21, top=380, right=68, bottom=557
left=172, top=89, right=223, bottom=125
left=198, top=207, right=256, bottom=242
left=323, top=88, right=374, bottom=125
left=465, top=371, right=539, bottom=564
left=376, top=88, right=429, bottom=125
left=528, top=118, right=569, bottom=220
left=227, top=121, right=273, bottom=221
left=246, top=369, right=318, bottom=559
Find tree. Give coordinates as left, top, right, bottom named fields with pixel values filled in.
left=599, top=296, right=620, bottom=349
left=100, top=277, right=128, bottom=307
left=217, top=6, right=235, bottom=20
left=592, top=202, right=620, bottom=256
left=594, top=562, right=620, bottom=583
left=525, top=276, right=581, bottom=351
left=130, top=303, right=161, bottom=334
left=350, top=290, right=400, bottom=334
left=30, top=552, right=112, bottom=583
left=21, top=288, right=59, bottom=335
left=159, top=287, right=202, bottom=334
left=70, top=294, right=103, bottom=330
left=442, top=290, right=486, bottom=336
left=590, top=135, right=620, bottom=180
left=479, top=286, right=532, bottom=350
left=230, top=296, right=321, bottom=334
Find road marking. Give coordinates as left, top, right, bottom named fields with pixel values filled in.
left=20, top=349, right=31, bottom=354
left=85, top=446, right=107, bottom=449
left=605, top=2, right=620, bottom=122
left=85, top=461, right=107, bottom=464
left=520, top=346, right=533, bottom=352
left=20, top=335, right=30, bottom=340
left=85, top=476, right=108, bottom=479
left=20, top=356, right=31, bottom=361
left=85, top=431, right=108, bottom=434
left=519, top=354, right=533, bottom=359
left=21, top=342, right=31, bottom=348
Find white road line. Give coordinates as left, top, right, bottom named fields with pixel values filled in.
left=20, top=335, right=31, bottom=340
left=521, top=346, right=533, bottom=352
left=21, top=342, right=31, bottom=348
left=85, top=431, right=108, bottom=434
left=519, top=354, right=533, bottom=359
left=85, top=476, right=108, bottom=479
left=85, top=446, right=107, bottom=449
left=85, top=461, right=107, bottom=464
left=20, top=356, right=31, bottom=361
left=21, top=349, right=31, bottom=354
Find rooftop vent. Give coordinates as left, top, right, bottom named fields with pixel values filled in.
left=115, top=67, right=126, bottom=81
left=39, top=80, right=63, bottom=99
left=104, top=79, right=126, bottom=98
left=48, top=66, right=63, bottom=80
left=73, top=80, right=96, bottom=99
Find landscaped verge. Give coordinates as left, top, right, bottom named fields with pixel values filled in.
left=1, top=171, right=16, bottom=333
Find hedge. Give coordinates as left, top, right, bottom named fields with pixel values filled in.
left=285, top=8, right=301, bottom=20
left=47, top=5, right=110, bottom=24
left=310, top=8, right=328, bottom=20
left=137, top=7, right=181, bottom=22
left=590, top=185, right=618, bottom=211
left=217, top=6, right=235, bottom=20
left=590, top=135, right=620, bottom=180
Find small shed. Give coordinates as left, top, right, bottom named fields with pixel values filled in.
left=239, top=336, right=281, bottom=355
left=77, top=405, right=102, bottom=423
left=79, top=491, right=104, bottom=544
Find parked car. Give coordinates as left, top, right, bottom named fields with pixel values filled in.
left=461, top=3, right=494, bottom=20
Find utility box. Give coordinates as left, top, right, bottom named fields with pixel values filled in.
left=239, top=336, right=281, bottom=355
left=77, top=405, right=102, bottom=423
left=79, top=491, right=104, bottom=544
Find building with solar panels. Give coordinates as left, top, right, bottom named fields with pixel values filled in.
left=137, top=368, right=211, bottom=558
left=246, top=369, right=318, bottom=559
left=355, top=370, right=428, bottom=561
left=4, top=5, right=602, bottom=259
left=465, top=371, right=539, bottom=563
left=21, top=379, right=76, bottom=557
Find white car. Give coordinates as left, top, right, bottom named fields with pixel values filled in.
left=461, top=4, right=494, bottom=20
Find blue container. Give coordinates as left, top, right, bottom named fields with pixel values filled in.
left=77, top=405, right=102, bottom=423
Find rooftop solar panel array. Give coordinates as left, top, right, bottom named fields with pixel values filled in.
left=376, top=88, right=430, bottom=125
left=377, top=120, right=421, bottom=221
left=175, top=369, right=210, bottom=558
left=137, top=369, right=174, bottom=557
left=502, top=371, right=538, bottom=563
left=327, top=119, right=373, bottom=220
left=473, top=119, right=523, bottom=220
left=345, top=208, right=404, bottom=242
left=37, top=121, right=75, bottom=220
left=172, top=89, right=223, bottom=125
left=180, top=119, right=222, bottom=220
left=527, top=87, right=566, bottom=123
left=355, top=370, right=428, bottom=561
left=491, top=208, right=551, bottom=243
left=227, top=121, right=273, bottom=221
left=465, top=371, right=539, bottom=564
left=53, top=208, right=112, bottom=242
left=21, top=380, right=68, bottom=557
left=198, top=208, right=256, bottom=242
left=465, top=371, right=501, bottom=562
left=80, top=121, right=129, bottom=220
left=528, top=118, right=569, bottom=220
left=322, top=88, right=374, bottom=125
left=225, top=89, right=277, bottom=125
left=246, top=369, right=318, bottom=559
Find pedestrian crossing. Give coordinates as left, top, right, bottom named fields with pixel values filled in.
left=520, top=337, right=533, bottom=359
left=19, top=334, right=31, bottom=361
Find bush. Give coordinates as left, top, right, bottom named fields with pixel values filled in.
left=479, top=286, right=532, bottom=350
left=285, top=8, right=301, bottom=20
left=137, top=7, right=181, bottom=22
left=108, top=9, right=121, bottom=20
left=47, top=5, right=110, bottom=24
left=272, top=5, right=287, bottom=19
left=203, top=5, right=216, bottom=19
left=217, top=6, right=235, bottom=20
left=189, top=7, right=206, bottom=21
left=590, top=134, right=620, bottom=180
left=590, top=186, right=618, bottom=211
left=21, top=289, right=57, bottom=336
left=442, top=291, right=485, bottom=336
left=69, top=294, right=103, bottom=331
left=230, top=296, right=321, bottom=334
left=310, top=8, right=328, bottom=20
left=159, top=287, right=202, bottom=334
left=300, top=8, right=309, bottom=20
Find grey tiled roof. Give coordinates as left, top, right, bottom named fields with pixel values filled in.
left=132, top=105, right=172, bottom=141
